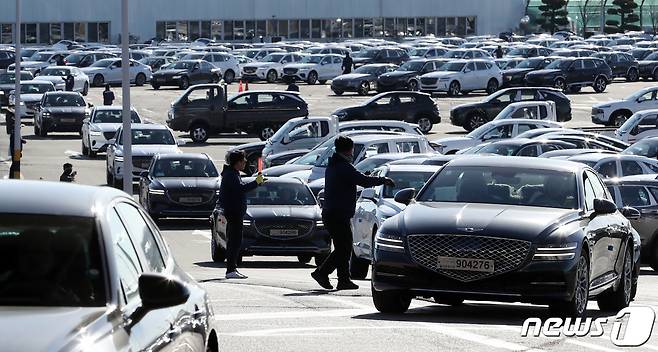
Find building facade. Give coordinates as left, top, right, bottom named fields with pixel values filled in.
left=0, top=0, right=527, bottom=44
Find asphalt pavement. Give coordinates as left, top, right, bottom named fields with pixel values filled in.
left=2, top=80, right=658, bottom=351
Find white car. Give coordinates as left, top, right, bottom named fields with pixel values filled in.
left=615, top=109, right=658, bottom=143
left=419, top=59, right=502, bottom=96
left=235, top=55, right=255, bottom=73
left=433, top=118, right=562, bottom=154
left=35, top=66, right=90, bottom=95
left=81, top=106, right=142, bottom=157
left=181, top=52, right=241, bottom=83
left=81, top=58, right=152, bottom=87
left=592, top=86, right=658, bottom=126
left=8, top=51, right=68, bottom=75
left=493, top=101, right=557, bottom=122
left=241, top=53, right=304, bottom=83
left=350, top=164, right=441, bottom=278
left=235, top=48, right=286, bottom=60
left=7, top=80, right=55, bottom=121
left=282, top=54, right=344, bottom=85
left=106, top=123, right=182, bottom=187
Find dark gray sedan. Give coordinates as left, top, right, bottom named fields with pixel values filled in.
left=331, top=63, right=398, bottom=96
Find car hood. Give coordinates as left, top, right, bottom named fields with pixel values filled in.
left=334, top=73, right=372, bottom=81
left=19, top=61, right=47, bottom=68
left=245, top=205, right=320, bottom=220
left=154, top=69, right=187, bottom=76
left=91, top=123, right=123, bottom=132
left=0, top=306, right=107, bottom=352
left=593, top=99, right=625, bottom=109
left=285, top=63, right=318, bottom=70
left=281, top=169, right=313, bottom=182
left=231, top=141, right=266, bottom=155
left=43, top=106, right=87, bottom=114
left=353, top=58, right=373, bottom=64
left=397, top=202, right=578, bottom=241
left=36, top=76, right=68, bottom=83
left=117, top=145, right=181, bottom=157
left=153, top=177, right=220, bottom=190
left=80, top=67, right=106, bottom=73
left=423, top=71, right=459, bottom=79
left=503, top=68, right=533, bottom=76
left=452, top=101, right=483, bottom=112
left=262, top=164, right=313, bottom=177
left=526, top=69, right=560, bottom=76
left=379, top=71, right=417, bottom=79
left=244, top=62, right=278, bottom=68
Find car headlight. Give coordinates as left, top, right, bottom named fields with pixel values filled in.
left=148, top=189, right=165, bottom=195
left=242, top=219, right=252, bottom=226
left=533, top=242, right=578, bottom=261
left=439, top=77, right=451, bottom=81
left=167, top=109, right=174, bottom=121
left=42, top=111, right=51, bottom=117
left=375, top=232, right=405, bottom=252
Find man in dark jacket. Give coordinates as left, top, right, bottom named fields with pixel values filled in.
left=103, top=84, right=115, bottom=105
left=216, top=150, right=266, bottom=279
left=59, top=163, right=76, bottom=182
left=311, top=135, right=394, bottom=290
left=495, top=46, right=504, bottom=59
left=341, top=52, right=353, bottom=74
left=64, top=74, right=75, bottom=91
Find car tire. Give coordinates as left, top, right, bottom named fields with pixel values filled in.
left=593, top=76, right=607, bottom=93
left=135, top=73, right=146, bottom=86
left=447, top=81, right=460, bottom=97
left=211, top=235, right=227, bottom=263
left=318, top=80, right=327, bottom=85
left=485, top=79, right=499, bottom=95
left=549, top=252, right=589, bottom=318
left=653, top=69, right=658, bottom=81
left=465, top=111, right=487, bottom=132
left=297, top=255, right=312, bottom=264
left=372, top=282, right=411, bottom=314
left=610, top=110, right=631, bottom=127
left=651, top=239, right=658, bottom=271
left=408, top=79, right=419, bottom=91
left=332, top=89, right=344, bottom=96
left=349, top=251, right=370, bottom=279
left=179, top=76, right=190, bottom=90
left=357, top=81, right=370, bottom=96
left=224, top=70, right=235, bottom=84
left=626, top=68, right=639, bottom=82
left=211, top=73, right=220, bottom=83
left=416, top=116, right=433, bottom=134
left=93, top=74, right=104, bottom=87
left=596, top=245, right=633, bottom=311
left=258, top=126, right=276, bottom=141
left=266, top=70, right=278, bottom=83
left=554, top=78, right=566, bottom=92
left=152, top=83, right=160, bottom=90
left=433, top=296, right=465, bottom=306
left=190, top=123, right=210, bottom=143
left=82, top=82, right=89, bottom=96
left=307, top=71, right=318, bottom=85
left=314, top=253, right=329, bottom=267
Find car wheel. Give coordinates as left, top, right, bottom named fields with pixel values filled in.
left=357, top=81, right=370, bottom=96
left=266, top=70, right=278, bottom=83
left=553, top=78, right=566, bottom=92
left=332, top=89, right=344, bottom=96
left=82, top=82, right=89, bottom=96
left=152, top=83, right=160, bottom=90
left=211, top=234, right=227, bottom=263
left=611, top=111, right=631, bottom=127
left=447, top=81, right=460, bottom=97
left=593, top=76, right=607, bottom=93
left=653, top=69, right=658, bottom=81
left=314, top=253, right=329, bottom=267
left=465, top=111, right=487, bottom=132
left=297, top=255, right=312, bottom=264
left=372, top=282, right=411, bottom=314
left=259, top=126, right=276, bottom=141
left=549, top=252, right=589, bottom=318
left=651, top=239, right=658, bottom=271
left=307, top=71, right=318, bottom=85
left=626, top=68, right=639, bottom=82
left=93, top=74, right=104, bottom=87
left=179, top=76, right=190, bottom=90
left=135, top=73, right=146, bottom=86
left=485, top=79, right=499, bottom=95
left=408, top=79, right=419, bottom=91
left=433, top=296, right=465, bottom=306
left=349, top=251, right=370, bottom=279
left=211, top=73, right=220, bottom=83
left=224, top=70, right=235, bottom=84
left=416, top=116, right=433, bottom=134
left=245, top=153, right=260, bottom=175
left=190, top=123, right=210, bottom=143
left=597, top=245, right=633, bottom=311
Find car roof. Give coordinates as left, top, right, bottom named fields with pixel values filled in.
left=604, top=174, right=658, bottom=184
left=350, top=133, right=423, bottom=143
left=155, top=153, right=210, bottom=160
left=92, top=106, right=136, bottom=111
left=242, top=176, right=306, bottom=185
left=447, top=155, right=583, bottom=172
left=0, top=180, right=128, bottom=217
left=568, top=153, right=645, bottom=162
left=490, top=118, right=561, bottom=126
left=43, top=91, right=82, bottom=96
left=22, top=80, right=54, bottom=85
left=120, top=123, right=167, bottom=130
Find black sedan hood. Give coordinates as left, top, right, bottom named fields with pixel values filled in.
left=452, top=101, right=485, bottom=112
left=393, top=202, right=579, bottom=242
left=503, top=68, right=534, bottom=76
left=43, top=106, right=86, bottom=114
left=380, top=70, right=417, bottom=79
left=262, top=164, right=313, bottom=177
left=232, top=141, right=266, bottom=155
left=154, top=69, right=187, bottom=76
left=334, top=73, right=374, bottom=82
left=153, top=177, right=219, bottom=190
left=245, top=205, right=320, bottom=220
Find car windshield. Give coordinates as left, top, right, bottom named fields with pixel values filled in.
left=263, top=54, right=285, bottom=62
left=173, top=61, right=196, bottom=69
left=64, top=54, right=84, bottom=64
left=398, top=61, right=425, bottom=71
left=246, top=182, right=316, bottom=205
left=245, top=50, right=261, bottom=58
left=517, top=58, right=542, bottom=69
left=301, top=55, right=323, bottom=64
left=182, top=54, right=204, bottom=60
left=29, top=53, right=53, bottom=61
left=354, top=65, right=382, bottom=74
left=21, top=84, right=53, bottom=94
left=120, top=129, right=175, bottom=145
left=356, top=158, right=392, bottom=173
left=409, top=48, right=428, bottom=56
left=507, top=47, right=530, bottom=56
left=292, top=147, right=327, bottom=165
left=442, top=62, right=466, bottom=72
left=92, top=110, right=140, bottom=123
left=43, top=94, right=85, bottom=107
left=152, top=158, right=218, bottom=177
left=0, top=214, right=106, bottom=307
left=90, top=59, right=115, bottom=68
left=623, top=140, right=658, bottom=158
left=477, top=143, right=522, bottom=156
left=0, top=73, right=31, bottom=84
left=644, top=52, right=658, bottom=61
left=40, top=68, right=70, bottom=76
left=444, top=50, right=466, bottom=58
left=417, top=166, right=578, bottom=209
left=355, top=49, right=379, bottom=58
left=545, top=59, right=572, bottom=69
left=383, top=171, right=435, bottom=198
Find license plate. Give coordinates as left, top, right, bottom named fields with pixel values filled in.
left=179, top=197, right=202, bottom=203
left=60, top=118, right=76, bottom=123
left=270, top=229, right=298, bottom=237
left=437, top=256, right=494, bottom=273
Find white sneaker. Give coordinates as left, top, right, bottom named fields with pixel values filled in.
left=225, top=271, right=248, bottom=279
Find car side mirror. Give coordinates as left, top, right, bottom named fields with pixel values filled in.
left=139, top=170, right=149, bottom=178
left=593, top=198, right=617, bottom=215
left=317, top=189, right=325, bottom=207
left=126, top=273, right=190, bottom=330
left=394, top=188, right=416, bottom=205
left=83, top=118, right=90, bottom=124
left=620, top=206, right=641, bottom=220
left=361, top=188, right=377, bottom=201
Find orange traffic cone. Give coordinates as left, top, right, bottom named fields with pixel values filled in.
left=245, top=80, right=249, bottom=91
left=238, top=80, right=243, bottom=92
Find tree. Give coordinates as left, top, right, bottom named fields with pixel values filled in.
left=538, top=0, right=570, bottom=34
left=606, top=0, right=641, bottom=33
left=577, top=0, right=592, bottom=37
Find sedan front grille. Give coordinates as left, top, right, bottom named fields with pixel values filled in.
left=132, top=156, right=152, bottom=169
left=421, top=77, right=438, bottom=85
left=407, top=234, right=532, bottom=282
left=167, top=190, right=216, bottom=204
left=254, top=219, right=313, bottom=240
left=243, top=66, right=257, bottom=74
left=284, top=68, right=298, bottom=75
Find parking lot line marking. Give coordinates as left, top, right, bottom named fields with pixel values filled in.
left=214, top=308, right=372, bottom=321
left=417, top=322, right=544, bottom=351
left=65, top=150, right=81, bottom=156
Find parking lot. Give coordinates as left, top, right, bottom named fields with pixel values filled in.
left=2, top=78, right=658, bottom=352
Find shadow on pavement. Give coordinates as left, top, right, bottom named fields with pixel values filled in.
left=195, top=259, right=315, bottom=270
left=24, top=134, right=80, bottom=141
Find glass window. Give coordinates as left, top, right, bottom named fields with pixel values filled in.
left=396, top=18, right=407, bottom=37
left=234, top=20, right=245, bottom=40
left=63, top=22, right=74, bottom=40
left=482, top=125, right=513, bottom=140
left=22, top=23, right=37, bottom=44
left=583, top=176, right=596, bottom=211
left=50, top=23, right=61, bottom=42
left=426, top=17, right=437, bottom=35
left=372, top=18, right=382, bottom=37
left=88, top=23, right=98, bottom=43
left=224, top=20, right=233, bottom=41
left=620, top=186, right=651, bottom=207
left=245, top=20, right=255, bottom=41
left=466, top=17, right=476, bottom=35
left=518, top=146, right=538, bottom=157
left=1, top=24, right=13, bottom=44
left=108, top=209, right=142, bottom=304
left=300, top=20, right=310, bottom=38
left=278, top=20, right=289, bottom=38
left=156, top=21, right=165, bottom=40
left=286, top=121, right=324, bottom=143
left=384, top=18, right=395, bottom=37
left=189, top=21, right=200, bottom=41
left=201, top=21, right=211, bottom=38
left=583, top=60, right=595, bottom=69
left=457, top=17, right=467, bottom=36
left=39, top=23, right=51, bottom=44
left=211, top=21, right=222, bottom=40
left=176, top=21, right=188, bottom=41
left=396, top=141, right=420, bottom=153
left=621, top=160, right=644, bottom=176
left=383, top=171, right=435, bottom=198
left=364, top=143, right=390, bottom=158
left=74, top=23, right=86, bottom=42
left=355, top=18, right=364, bottom=38
left=597, top=161, right=618, bottom=178
left=415, top=18, right=425, bottom=36
left=246, top=182, right=316, bottom=206
left=98, top=23, right=109, bottom=43
left=257, top=20, right=266, bottom=39
left=311, top=19, right=321, bottom=38
left=342, top=19, right=353, bottom=38
left=516, top=123, right=536, bottom=135
left=115, top=203, right=165, bottom=272
left=446, top=17, right=456, bottom=35
left=267, top=20, right=278, bottom=37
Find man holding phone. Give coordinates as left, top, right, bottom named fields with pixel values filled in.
left=59, top=163, right=77, bottom=182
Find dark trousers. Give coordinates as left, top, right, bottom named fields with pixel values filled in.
left=225, top=215, right=244, bottom=273
left=317, top=215, right=353, bottom=282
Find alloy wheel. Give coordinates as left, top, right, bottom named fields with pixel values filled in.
left=574, top=256, right=589, bottom=316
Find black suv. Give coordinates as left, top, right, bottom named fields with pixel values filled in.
left=376, top=58, right=449, bottom=92
left=593, top=51, right=639, bottom=81
left=352, top=47, right=409, bottom=68
left=524, top=57, right=612, bottom=94
left=502, top=56, right=558, bottom=88
left=0, top=49, right=15, bottom=70
left=637, top=51, right=658, bottom=80
left=450, top=87, right=572, bottom=131
left=331, top=91, right=440, bottom=133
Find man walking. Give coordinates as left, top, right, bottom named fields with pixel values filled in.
left=311, top=135, right=394, bottom=290
left=217, top=150, right=266, bottom=279
left=103, top=84, right=115, bottom=105
left=341, top=52, right=353, bottom=74
left=495, top=45, right=504, bottom=59
left=64, top=73, right=75, bottom=92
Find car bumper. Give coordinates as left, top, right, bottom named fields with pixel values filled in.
left=166, top=118, right=188, bottom=132
left=501, top=76, right=525, bottom=88
left=151, top=76, right=179, bottom=86
left=240, top=227, right=331, bottom=257
left=88, top=133, right=110, bottom=152
left=449, top=111, right=467, bottom=127
left=420, top=80, right=449, bottom=92
left=242, top=71, right=267, bottom=80
left=377, top=81, right=408, bottom=91
left=147, top=196, right=217, bottom=218
left=41, top=116, right=85, bottom=133
left=591, top=109, right=609, bottom=124
left=283, top=72, right=308, bottom=81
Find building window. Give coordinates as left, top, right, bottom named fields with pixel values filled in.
left=396, top=18, right=406, bottom=37
left=245, top=20, right=255, bottom=41
left=189, top=21, right=200, bottom=41
left=466, top=16, right=476, bottom=35
left=256, top=20, right=266, bottom=40
left=63, top=22, right=74, bottom=40
left=267, top=20, right=277, bottom=37
left=341, top=19, right=353, bottom=38
left=426, top=17, right=436, bottom=36
left=289, top=20, right=299, bottom=39
left=457, top=17, right=467, bottom=36
left=40, top=23, right=51, bottom=44
left=384, top=18, right=394, bottom=37
left=311, top=19, right=320, bottom=39
left=164, top=22, right=175, bottom=41
left=354, top=18, right=364, bottom=38
left=437, top=17, right=446, bottom=36
left=321, top=19, right=331, bottom=39
left=211, top=21, right=222, bottom=40
left=22, top=23, right=37, bottom=44
left=74, top=23, right=86, bottom=42
left=415, top=17, right=425, bottom=36
left=369, top=18, right=378, bottom=37
left=224, top=21, right=233, bottom=40
left=1, top=24, right=12, bottom=44
left=300, top=19, right=310, bottom=38
left=446, top=17, right=457, bottom=35
left=51, top=23, right=62, bottom=42
left=201, top=21, right=211, bottom=39
left=176, top=21, right=188, bottom=41
left=156, top=21, right=165, bottom=40
left=278, top=20, right=288, bottom=38
left=98, top=22, right=109, bottom=43
left=233, top=20, right=244, bottom=41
